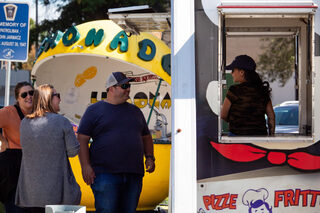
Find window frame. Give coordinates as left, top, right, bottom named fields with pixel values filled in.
left=217, top=12, right=315, bottom=143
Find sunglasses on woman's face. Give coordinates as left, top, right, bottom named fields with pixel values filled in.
left=52, top=93, right=60, bottom=99
left=117, top=84, right=131, bottom=89
left=20, top=90, right=34, bottom=98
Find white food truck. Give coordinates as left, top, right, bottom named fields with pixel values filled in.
left=171, top=0, right=320, bottom=212
left=29, top=0, right=320, bottom=212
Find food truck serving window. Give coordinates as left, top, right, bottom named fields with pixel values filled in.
left=217, top=7, right=317, bottom=143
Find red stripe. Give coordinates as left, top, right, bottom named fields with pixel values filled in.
left=217, top=5, right=318, bottom=9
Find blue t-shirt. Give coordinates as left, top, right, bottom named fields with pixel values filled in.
left=78, top=101, right=150, bottom=175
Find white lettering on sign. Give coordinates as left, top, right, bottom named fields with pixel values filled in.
left=0, top=22, right=19, bottom=27
left=0, top=28, right=19, bottom=33
left=6, top=35, right=21, bottom=40
left=1, top=41, right=14, bottom=46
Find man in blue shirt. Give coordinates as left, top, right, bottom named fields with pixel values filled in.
left=77, top=72, right=155, bottom=213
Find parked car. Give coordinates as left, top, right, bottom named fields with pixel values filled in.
left=0, top=105, right=2, bottom=134
left=274, top=101, right=299, bottom=134
left=278, top=100, right=299, bottom=106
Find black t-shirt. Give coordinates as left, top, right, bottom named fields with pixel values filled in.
left=78, top=101, right=150, bottom=175
left=226, top=82, right=269, bottom=135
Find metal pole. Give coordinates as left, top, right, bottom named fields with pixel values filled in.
left=147, top=78, right=163, bottom=125
left=4, top=61, right=11, bottom=106
left=35, top=0, right=38, bottom=50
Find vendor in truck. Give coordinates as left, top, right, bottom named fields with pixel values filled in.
left=221, top=55, right=275, bottom=136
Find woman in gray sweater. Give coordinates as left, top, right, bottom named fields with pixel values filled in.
left=15, top=84, right=81, bottom=213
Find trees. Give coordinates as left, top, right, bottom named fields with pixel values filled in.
left=25, top=0, right=169, bottom=70
left=31, top=0, right=170, bottom=46
left=257, top=37, right=295, bottom=87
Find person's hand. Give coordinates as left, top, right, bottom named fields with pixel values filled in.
left=81, top=164, right=96, bottom=185
left=145, top=158, right=155, bottom=173
left=0, top=137, right=8, bottom=153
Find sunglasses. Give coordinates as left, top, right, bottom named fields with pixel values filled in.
left=117, top=84, right=131, bottom=89
left=52, top=93, right=61, bottom=99
left=20, top=90, right=34, bottom=98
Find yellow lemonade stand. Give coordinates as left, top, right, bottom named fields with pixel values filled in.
left=32, top=20, right=171, bottom=211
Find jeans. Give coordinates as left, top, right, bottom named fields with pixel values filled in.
left=91, top=172, right=143, bottom=213
left=26, top=207, right=45, bottom=213
left=4, top=190, right=27, bottom=213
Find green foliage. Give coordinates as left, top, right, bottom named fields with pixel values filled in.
left=257, top=37, right=295, bottom=87
left=30, top=18, right=35, bottom=29
left=0, top=202, right=4, bottom=213
left=31, top=0, right=169, bottom=51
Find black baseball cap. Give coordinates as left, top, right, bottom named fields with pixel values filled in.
left=105, top=72, right=134, bottom=89
left=225, top=55, right=256, bottom=71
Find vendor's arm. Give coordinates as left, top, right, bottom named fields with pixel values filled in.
left=142, top=134, right=155, bottom=173
left=77, top=133, right=95, bottom=185
left=221, top=97, right=232, bottom=122
left=266, top=100, right=275, bottom=136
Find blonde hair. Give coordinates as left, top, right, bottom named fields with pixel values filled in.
left=27, top=84, right=56, bottom=119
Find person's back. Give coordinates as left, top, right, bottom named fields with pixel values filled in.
left=16, top=84, right=81, bottom=212
left=227, top=83, right=268, bottom=135
left=221, top=55, right=275, bottom=136
left=17, top=113, right=81, bottom=207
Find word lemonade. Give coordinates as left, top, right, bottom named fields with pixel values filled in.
left=35, top=25, right=171, bottom=76
left=90, top=90, right=171, bottom=110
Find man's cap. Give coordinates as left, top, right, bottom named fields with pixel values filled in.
left=225, top=55, right=256, bottom=72
left=105, top=72, right=134, bottom=89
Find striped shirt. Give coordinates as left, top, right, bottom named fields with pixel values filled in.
left=226, top=82, right=269, bottom=135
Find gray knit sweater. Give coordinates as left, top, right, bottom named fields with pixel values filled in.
left=15, top=113, right=81, bottom=207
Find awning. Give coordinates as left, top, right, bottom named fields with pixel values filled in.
left=107, top=5, right=171, bottom=35
left=218, top=0, right=318, bottom=14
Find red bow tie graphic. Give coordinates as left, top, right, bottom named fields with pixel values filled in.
left=210, top=141, right=320, bottom=171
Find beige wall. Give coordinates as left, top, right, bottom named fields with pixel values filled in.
left=226, top=37, right=295, bottom=106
